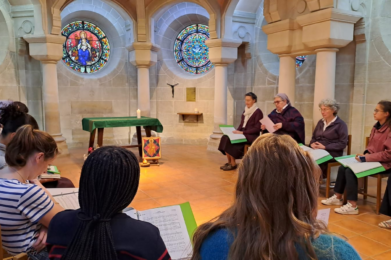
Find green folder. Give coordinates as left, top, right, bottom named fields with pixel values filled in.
left=179, top=202, right=198, bottom=242
left=335, top=155, right=386, bottom=178
left=47, top=165, right=60, bottom=174
left=298, top=144, right=333, bottom=165
left=219, top=125, right=247, bottom=144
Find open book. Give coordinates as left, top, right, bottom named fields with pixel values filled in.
left=124, top=203, right=196, bottom=260
left=335, top=155, right=386, bottom=178
left=299, top=144, right=333, bottom=165
left=41, top=165, right=61, bottom=179
left=48, top=189, right=197, bottom=260
left=219, top=125, right=247, bottom=144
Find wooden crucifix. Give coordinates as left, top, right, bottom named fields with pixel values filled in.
left=167, top=83, right=179, bottom=98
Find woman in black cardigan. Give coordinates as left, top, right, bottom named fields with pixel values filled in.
left=218, top=92, right=263, bottom=171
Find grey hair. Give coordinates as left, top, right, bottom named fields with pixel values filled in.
left=319, top=99, right=340, bottom=115
left=274, top=93, right=290, bottom=104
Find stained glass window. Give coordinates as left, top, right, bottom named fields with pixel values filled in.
left=174, top=24, right=213, bottom=75
left=296, top=56, right=307, bottom=68
left=61, top=21, right=110, bottom=74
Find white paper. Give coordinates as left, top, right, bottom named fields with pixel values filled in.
left=220, top=126, right=246, bottom=141
left=138, top=205, right=192, bottom=260
left=47, top=188, right=79, bottom=196
left=53, top=193, right=80, bottom=210
left=260, top=116, right=276, bottom=133
left=124, top=208, right=138, bottom=219
left=299, top=145, right=313, bottom=152
left=337, top=157, right=383, bottom=174
left=317, top=208, right=330, bottom=226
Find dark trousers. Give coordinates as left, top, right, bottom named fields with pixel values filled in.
left=334, top=165, right=391, bottom=203
left=334, top=166, right=359, bottom=201
left=380, top=173, right=391, bottom=217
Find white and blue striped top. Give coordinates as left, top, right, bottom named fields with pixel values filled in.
left=0, top=178, right=54, bottom=255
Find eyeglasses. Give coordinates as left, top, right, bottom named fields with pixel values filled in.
left=374, top=109, right=385, bottom=113
left=319, top=108, right=331, bottom=112
left=274, top=101, right=284, bottom=105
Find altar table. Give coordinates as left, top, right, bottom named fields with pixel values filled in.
left=82, top=117, right=164, bottom=156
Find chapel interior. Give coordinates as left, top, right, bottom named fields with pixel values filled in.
left=1, top=0, right=391, bottom=259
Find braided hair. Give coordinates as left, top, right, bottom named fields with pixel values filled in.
left=61, top=146, right=140, bottom=260
left=0, top=103, right=38, bottom=137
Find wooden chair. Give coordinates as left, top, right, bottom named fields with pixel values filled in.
left=0, top=227, right=28, bottom=260
left=244, top=144, right=250, bottom=156
left=358, top=137, right=389, bottom=214
left=325, top=135, right=352, bottom=198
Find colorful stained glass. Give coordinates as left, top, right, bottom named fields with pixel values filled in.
left=174, top=24, right=214, bottom=75
left=61, top=21, right=110, bottom=74
left=296, top=55, right=307, bottom=68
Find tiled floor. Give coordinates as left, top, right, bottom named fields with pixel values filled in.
left=56, top=145, right=391, bottom=259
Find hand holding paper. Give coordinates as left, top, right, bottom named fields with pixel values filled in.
left=260, top=116, right=276, bottom=133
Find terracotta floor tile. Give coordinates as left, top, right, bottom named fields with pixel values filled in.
left=328, top=223, right=359, bottom=238
left=355, top=213, right=391, bottom=227
left=133, top=190, right=150, bottom=200
left=140, top=188, right=174, bottom=198
left=129, top=199, right=160, bottom=211
left=333, top=219, right=377, bottom=235
left=348, top=236, right=390, bottom=257
left=364, top=229, right=391, bottom=247
left=372, top=250, right=391, bottom=260
left=155, top=196, right=188, bottom=207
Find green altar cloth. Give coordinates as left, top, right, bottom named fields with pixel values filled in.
left=82, top=117, right=164, bottom=133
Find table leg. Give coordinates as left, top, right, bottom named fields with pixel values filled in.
left=145, top=126, right=152, bottom=137
left=97, top=128, right=104, bottom=148
left=89, top=129, right=96, bottom=150
left=136, top=126, right=142, bottom=157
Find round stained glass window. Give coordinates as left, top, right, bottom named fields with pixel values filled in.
left=296, top=55, right=307, bottom=68
left=61, top=21, right=110, bottom=74
left=174, top=24, right=214, bottom=75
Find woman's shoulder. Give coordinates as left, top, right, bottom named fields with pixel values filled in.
left=200, top=229, right=234, bottom=260
left=312, top=234, right=361, bottom=260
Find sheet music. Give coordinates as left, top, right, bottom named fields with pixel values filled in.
left=337, top=157, right=383, bottom=174
left=308, top=149, right=330, bottom=161
left=260, top=116, right=276, bottom=133
left=124, top=208, right=138, bottom=219
left=220, top=126, right=246, bottom=141
left=53, top=193, right=80, bottom=210
left=299, top=145, right=313, bottom=152
left=317, top=208, right=330, bottom=226
left=47, top=188, right=79, bottom=196
left=138, top=205, right=192, bottom=260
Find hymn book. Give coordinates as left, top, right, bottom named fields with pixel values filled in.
left=41, top=165, right=61, bottom=179
left=299, top=144, right=333, bottom=165
left=335, top=155, right=386, bottom=178
left=48, top=189, right=197, bottom=260
left=219, top=125, right=247, bottom=144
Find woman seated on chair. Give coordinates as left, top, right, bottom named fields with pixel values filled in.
left=310, top=99, right=348, bottom=179
left=46, top=146, right=170, bottom=260
left=218, top=92, right=263, bottom=171
left=261, top=93, right=305, bottom=144
left=0, top=103, right=74, bottom=188
left=322, top=100, right=391, bottom=216
left=0, top=125, right=63, bottom=259
left=191, top=134, right=360, bottom=260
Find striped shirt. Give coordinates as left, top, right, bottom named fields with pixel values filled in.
left=0, top=178, right=54, bottom=255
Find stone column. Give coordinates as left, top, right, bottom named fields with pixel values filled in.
left=278, top=55, right=296, bottom=106
left=205, top=38, right=242, bottom=151
left=128, top=42, right=160, bottom=117
left=128, top=42, right=160, bottom=142
left=313, top=48, right=338, bottom=127
left=24, top=34, right=68, bottom=154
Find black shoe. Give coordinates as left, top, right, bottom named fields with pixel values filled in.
left=220, top=163, right=230, bottom=170
left=222, top=164, right=237, bottom=171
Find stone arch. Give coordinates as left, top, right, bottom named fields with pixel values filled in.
left=0, top=0, right=16, bottom=54
left=154, top=2, right=212, bottom=79
left=147, top=0, right=221, bottom=43
left=60, top=0, right=134, bottom=78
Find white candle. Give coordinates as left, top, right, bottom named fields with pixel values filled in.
left=137, top=109, right=141, bottom=119
left=195, top=108, right=198, bottom=113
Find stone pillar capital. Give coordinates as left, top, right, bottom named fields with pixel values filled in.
left=205, top=38, right=242, bottom=65
left=23, top=34, right=65, bottom=62
left=315, top=48, right=339, bottom=53
left=127, top=42, right=160, bottom=68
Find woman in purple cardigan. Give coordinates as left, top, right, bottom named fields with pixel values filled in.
left=218, top=92, right=263, bottom=171
left=261, top=93, right=305, bottom=144
left=310, top=99, right=348, bottom=179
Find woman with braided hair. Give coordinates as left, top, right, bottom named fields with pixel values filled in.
left=46, top=146, right=170, bottom=260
